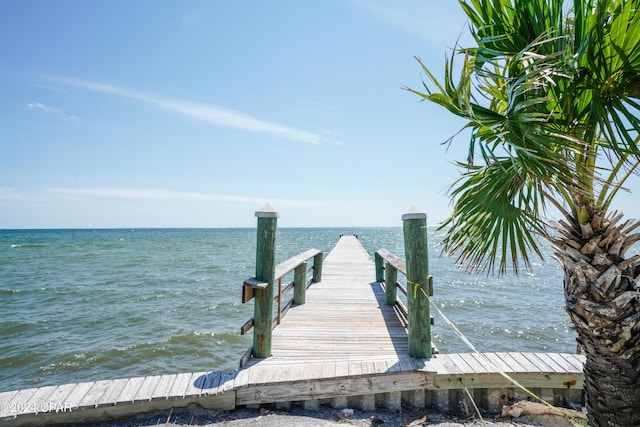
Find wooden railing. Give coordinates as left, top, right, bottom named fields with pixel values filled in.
left=374, top=206, right=434, bottom=358
left=241, top=248, right=323, bottom=334
left=240, top=204, right=431, bottom=363
left=374, top=249, right=433, bottom=325
left=239, top=204, right=324, bottom=365
left=374, top=249, right=434, bottom=330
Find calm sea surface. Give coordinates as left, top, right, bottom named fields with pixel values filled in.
left=1, top=227, right=577, bottom=392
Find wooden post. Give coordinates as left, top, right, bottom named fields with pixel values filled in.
left=402, top=205, right=431, bottom=358
left=294, top=262, right=307, bottom=305
left=374, top=252, right=384, bottom=282
left=253, top=203, right=279, bottom=358
left=384, top=263, right=398, bottom=305
left=312, top=252, right=323, bottom=282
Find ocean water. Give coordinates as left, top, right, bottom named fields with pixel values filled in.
left=0, top=227, right=577, bottom=392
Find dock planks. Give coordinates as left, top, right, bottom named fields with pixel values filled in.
left=247, top=235, right=409, bottom=364
left=0, top=235, right=585, bottom=426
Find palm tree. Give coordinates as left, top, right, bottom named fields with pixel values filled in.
left=406, top=1, right=640, bottom=425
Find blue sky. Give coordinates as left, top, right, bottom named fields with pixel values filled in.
left=2, top=2, right=636, bottom=229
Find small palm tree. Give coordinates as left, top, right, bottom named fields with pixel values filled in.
left=406, top=1, right=640, bottom=425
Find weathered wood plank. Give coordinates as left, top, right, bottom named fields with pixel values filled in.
left=410, top=358, right=433, bottom=372
left=79, top=380, right=112, bottom=408
left=376, top=249, right=407, bottom=275
left=244, top=277, right=268, bottom=288
left=360, top=361, right=376, bottom=375
left=25, top=386, right=58, bottom=415
left=434, top=372, right=584, bottom=390
left=457, top=353, right=491, bottom=374
left=523, top=353, right=563, bottom=373
left=6, top=388, right=39, bottom=415
left=494, top=352, right=528, bottom=372
left=396, top=358, right=415, bottom=373
left=233, top=368, right=250, bottom=390
left=321, top=363, right=336, bottom=379
left=46, top=383, right=77, bottom=410
left=0, top=391, right=29, bottom=421
left=479, top=352, right=514, bottom=374
left=373, top=360, right=390, bottom=374
left=217, top=371, right=238, bottom=394
left=507, top=353, right=540, bottom=372
left=557, top=353, right=585, bottom=372
left=0, top=398, right=18, bottom=419
left=198, top=371, right=222, bottom=392
left=432, top=355, right=463, bottom=375
left=97, top=379, right=129, bottom=407
left=304, top=363, right=325, bottom=381
left=184, top=372, right=208, bottom=397
left=445, top=353, right=477, bottom=374
left=423, top=357, right=449, bottom=375
left=348, top=362, right=363, bottom=377
left=274, top=249, right=321, bottom=280
left=133, top=376, right=161, bottom=403
left=545, top=353, right=577, bottom=373
left=0, top=390, right=20, bottom=419
left=117, top=377, right=146, bottom=403
left=170, top=373, right=195, bottom=399
left=235, top=370, right=435, bottom=405
left=149, top=374, right=177, bottom=401
left=335, top=362, right=350, bottom=377
left=246, top=366, right=265, bottom=386
left=62, top=381, right=93, bottom=410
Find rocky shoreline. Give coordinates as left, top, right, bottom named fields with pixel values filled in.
left=79, top=403, right=580, bottom=427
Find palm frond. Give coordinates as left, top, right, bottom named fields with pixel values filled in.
left=439, top=158, right=548, bottom=274
left=409, top=0, right=640, bottom=275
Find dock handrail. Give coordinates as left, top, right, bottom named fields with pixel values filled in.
left=374, top=249, right=433, bottom=327
left=241, top=248, right=323, bottom=334
left=240, top=204, right=324, bottom=365
left=374, top=207, right=433, bottom=358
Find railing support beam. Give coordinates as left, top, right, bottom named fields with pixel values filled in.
left=402, top=206, right=432, bottom=358
left=312, top=252, right=323, bottom=282
left=253, top=203, right=279, bottom=358
left=293, top=262, right=307, bottom=305
left=374, top=252, right=384, bottom=282
left=384, top=263, right=398, bottom=305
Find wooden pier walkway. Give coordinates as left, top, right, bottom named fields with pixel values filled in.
left=0, top=235, right=585, bottom=426
left=248, top=235, right=409, bottom=363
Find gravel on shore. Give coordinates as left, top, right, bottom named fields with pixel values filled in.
left=77, top=403, right=579, bottom=427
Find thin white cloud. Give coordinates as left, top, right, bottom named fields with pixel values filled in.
left=0, top=188, right=39, bottom=201
left=27, top=102, right=58, bottom=113
left=47, top=187, right=324, bottom=208
left=26, top=102, right=79, bottom=121
left=52, top=77, right=322, bottom=145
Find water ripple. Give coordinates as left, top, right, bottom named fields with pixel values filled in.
left=0, top=228, right=578, bottom=391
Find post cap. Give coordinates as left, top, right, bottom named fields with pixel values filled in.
left=255, top=203, right=280, bottom=218
left=402, top=205, right=427, bottom=221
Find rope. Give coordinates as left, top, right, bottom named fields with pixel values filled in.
left=460, top=378, right=486, bottom=424
left=408, top=279, right=587, bottom=427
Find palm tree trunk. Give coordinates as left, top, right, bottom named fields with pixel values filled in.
left=554, top=213, right=640, bottom=427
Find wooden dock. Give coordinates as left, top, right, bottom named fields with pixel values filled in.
left=0, top=235, right=585, bottom=426
left=248, top=235, right=410, bottom=362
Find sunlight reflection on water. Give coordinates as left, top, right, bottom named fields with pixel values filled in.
left=0, top=227, right=577, bottom=391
